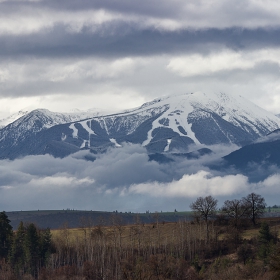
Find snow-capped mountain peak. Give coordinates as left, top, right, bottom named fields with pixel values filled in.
left=126, top=92, right=280, bottom=147
left=0, top=91, right=280, bottom=159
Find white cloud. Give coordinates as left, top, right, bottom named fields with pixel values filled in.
left=0, top=57, right=144, bottom=83
left=0, top=8, right=122, bottom=35
left=167, top=49, right=280, bottom=77
left=128, top=171, right=250, bottom=197
left=29, top=175, right=94, bottom=188
left=256, top=173, right=280, bottom=194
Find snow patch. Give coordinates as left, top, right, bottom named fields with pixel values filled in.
left=69, top=123, right=78, bottom=138
left=110, top=138, right=122, bottom=147
left=80, top=140, right=89, bottom=149
left=61, top=133, right=67, bottom=141
left=80, top=120, right=96, bottom=135
left=164, top=139, right=172, bottom=152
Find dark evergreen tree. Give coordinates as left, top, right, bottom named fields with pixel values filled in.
left=258, top=222, right=274, bottom=263
left=10, top=222, right=53, bottom=277
left=24, top=223, right=40, bottom=277
left=9, top=221, right=26, bottom=275
left=39, top=228, right=52, bottom=267
left=0, top=211, right=13, bottom=259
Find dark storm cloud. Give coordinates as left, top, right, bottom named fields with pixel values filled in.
left=1, top=0, right=280, bottom=61
left=1, top=26, right=280, bottom=59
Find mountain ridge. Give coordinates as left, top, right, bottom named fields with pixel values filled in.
left=1, top=92, right=280, bottom=159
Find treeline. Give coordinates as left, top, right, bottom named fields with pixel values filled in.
left=0, top=212, right=53, bottom=279
left=0, top=193, right=280, bottom=279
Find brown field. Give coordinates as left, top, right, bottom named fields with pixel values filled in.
left=51, top=216, right=280, bottom=244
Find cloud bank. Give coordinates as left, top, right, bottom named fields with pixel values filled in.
left=0, top=144, right=279, bottom=212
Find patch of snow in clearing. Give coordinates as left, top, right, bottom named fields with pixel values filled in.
left=61, top=133, right=67, bottom=141
left=80, top=140, right=89, bottom=149
left=69, top=123, right=78, bottom=138
left=164, top=139, right=172, bottom=152
left=79, top=120, right=96, bottom=135
left=110, top=138, right=122, bottom=147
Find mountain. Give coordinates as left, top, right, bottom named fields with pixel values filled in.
left=148, top=148, right=213, bottom=164
left=0, top=92, right=280, bottom=159
left=223, top=129, right=280, bottom=169
left=0, top=110, right=29, bottom=128
left=0, top=109, right=105, bottom=158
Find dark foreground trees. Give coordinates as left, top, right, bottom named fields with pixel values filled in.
left=0, top=211, right=13, bottom=259
left=9, top=222, right=53, bottom=278
left=221, top=193, right=266, bottom=227
left=270, top=245, right=280, bottom=279
left=243, top=193, right=266, bottom=225
left=190, top=195, right=218, bottom=242
left=222, top=199, right=249, bottom=228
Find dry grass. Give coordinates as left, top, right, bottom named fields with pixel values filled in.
left=51, top=216, right=280, bottom=246
left=51, top=220, right=212, bottom=250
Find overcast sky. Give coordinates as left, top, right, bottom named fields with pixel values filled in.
left=1, top=0, right=280, bottom=118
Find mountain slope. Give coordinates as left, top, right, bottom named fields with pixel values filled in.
left=62, top=92, right=280, bottom=153
left=0, top=109, right=106, bottom=150
left=0, top=110, right=29, bottom=129
left=1, top=92, right=280, bottom=159
left=223, top=129, right=280, bottom=169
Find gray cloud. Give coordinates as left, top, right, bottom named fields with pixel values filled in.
left=2, top=0, right=280, bottom=32
left=0, top=143, right=279, bottom=212
left=1, top=27, right=280, bottom=59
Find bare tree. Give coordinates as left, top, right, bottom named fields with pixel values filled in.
left=190, top=196, right=218, bottom=242
left=243, top=193, right=266, bottom=225
left=222, top=199, right=249, bottom=228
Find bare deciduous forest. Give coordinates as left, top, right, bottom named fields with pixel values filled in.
left=1, top=194, right=280, bottom=280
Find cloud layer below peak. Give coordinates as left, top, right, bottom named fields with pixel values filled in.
left=0, top=144, right=279, bottom=212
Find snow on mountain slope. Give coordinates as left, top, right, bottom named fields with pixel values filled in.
left=0, top=110, right=29, bottom=128
left=109, top=92, right=278, bottom=142
left=146, top=92, right=279, bottom=145
left=65, top=92, right=280, bottom=153
left=0, top=108, right=104, bottom=147
left=1, top=92, right=280, bottom=159
left=0, top=108, right=107, bottom=130
left=138, top=92, right=280, bottom=144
